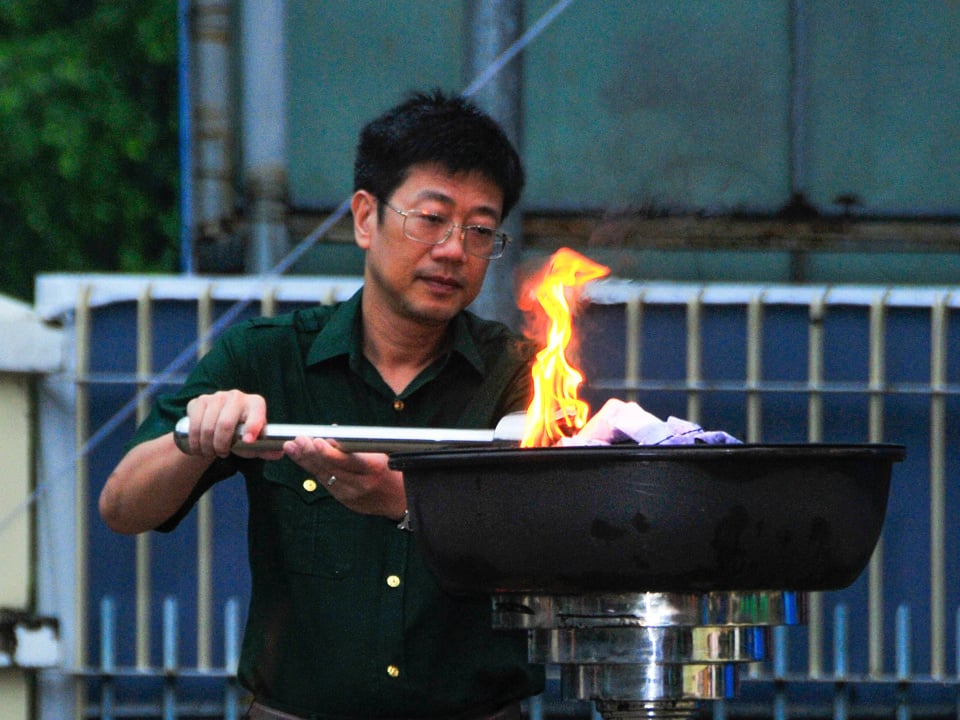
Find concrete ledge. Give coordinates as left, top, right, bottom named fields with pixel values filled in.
left=0, top=296, right=62, bottom=374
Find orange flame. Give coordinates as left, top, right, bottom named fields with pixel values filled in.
left=520, top=248, right=610, bottom=447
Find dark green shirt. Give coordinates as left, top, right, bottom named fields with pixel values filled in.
left=131, top=290, right=544, bottom=717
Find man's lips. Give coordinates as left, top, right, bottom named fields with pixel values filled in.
left=418, top=273, right=464, bottom=293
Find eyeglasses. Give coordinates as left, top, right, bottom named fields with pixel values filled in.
left=383, top=202, right=510, bottom=260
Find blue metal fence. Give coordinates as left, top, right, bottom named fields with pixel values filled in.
left=33, top=275, right=959, bottom=719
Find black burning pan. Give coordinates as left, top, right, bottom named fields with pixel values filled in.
left=389, top=444, right=905, bottom=595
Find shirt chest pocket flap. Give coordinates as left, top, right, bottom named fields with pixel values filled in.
left=261, top=460, right=359, bottom=578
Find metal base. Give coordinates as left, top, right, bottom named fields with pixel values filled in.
left=594, top=700, right=701, bottom=720
left=493, top=591, right=806, bottom=720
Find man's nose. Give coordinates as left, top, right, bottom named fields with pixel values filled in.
left=430, top=226, right=468, bottom=261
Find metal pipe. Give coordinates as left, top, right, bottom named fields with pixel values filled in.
left=240, top=0, right=289, bottom=273
left=806, top=291, right=827, bottom=677
left=136, top=287, right=154, bottom=670
left=74, top=285, right=92, bottom=720
left=685, top=291, right=704, bottom=424
left=193, top=0, right=234, bottom=251
left=196, top=288, right=214, bottom=669
left=929, top=292, right=950, bottom=677
left=867, top=294, right=888, bottom=676
left=745, top=293, right=764, bottom=442
left=624, top=295, right=643, bottom=404
left=464, top=0, right=524, bottom=330
left=178, top=0, right=194, bottom=273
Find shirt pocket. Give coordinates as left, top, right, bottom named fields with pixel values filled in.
left=261, top=460, right=359, bottom=579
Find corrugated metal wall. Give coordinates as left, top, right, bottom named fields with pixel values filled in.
left=34, top=274, right=958, bottom=719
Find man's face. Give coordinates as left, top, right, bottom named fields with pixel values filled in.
left=354, top=164, right=505, bottom=326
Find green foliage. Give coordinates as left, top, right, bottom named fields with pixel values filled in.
left=0, top=0, right=179, bottom=301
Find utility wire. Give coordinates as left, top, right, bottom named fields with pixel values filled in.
left=0, top=0, right=578, bottom=538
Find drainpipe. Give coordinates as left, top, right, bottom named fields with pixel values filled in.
left=464, top=0, right=525, bottom=331
left=178, top=0, right=194, bottom=273
left=240, top=0, right=289, bottom=274
left=193, top=0, right=235, bottom=268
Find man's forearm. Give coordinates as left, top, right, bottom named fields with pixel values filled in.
left=99, top=433, right=215, bottom=535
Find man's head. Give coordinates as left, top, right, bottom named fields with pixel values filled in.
left=354, top=89, right=525, bottom=222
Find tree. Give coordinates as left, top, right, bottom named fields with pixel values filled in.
left=0, top=1, right=179, bottom=301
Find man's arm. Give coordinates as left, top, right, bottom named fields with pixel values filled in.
left=99, top=390, right=277, bottom=535
left=99, top=433, right=217, bottom=535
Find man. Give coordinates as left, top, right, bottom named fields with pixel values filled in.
left=100, top=90, right=544, bottom=719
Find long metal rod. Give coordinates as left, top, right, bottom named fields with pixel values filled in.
left=867, top=294, right=888, bottom=676
left=624, top=296, right=642, bottom=404
left=685, top=292, right=704, bottom=424
left=73, top=285, right=92, bottom=720
left=805, top=291, right=826, bottom=677
left=745, top=292, right=764, bottom=443
left=929, top=292, right=950, bottom=677
left=135, top=287, right=153, bottom=670
left=196, top=288, right=214, bottom=669
left=744, top=294, right=763, bottom=682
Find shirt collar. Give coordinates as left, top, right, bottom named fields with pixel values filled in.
left=306, top=288, right=487, bottom=376
left=306, top=289, right=363, bottom=366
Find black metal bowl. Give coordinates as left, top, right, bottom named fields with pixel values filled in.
left=389, top=444, right=905, bottom=595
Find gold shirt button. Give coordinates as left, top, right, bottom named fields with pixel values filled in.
left=387, top=664, right=400, bottom=678
left=302, top=478, right=317, bottom=492
left=386, top=575, right=401, bottom=588
left=393, top=398, right=404, bottom=411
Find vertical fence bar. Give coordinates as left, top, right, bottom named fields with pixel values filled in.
left=196, top=286, right=214, bottom=670
left=834, top=604, right=849, bottom=678
left=929, top=293, right=949, bottom=678
left=896, top=604, right=912, bottom=720
left=745, top=293, right=763, bottom=443
left=162, top=596, right=178, bottom=720
left=685, top=291, right=703, bottom=424
left=954, top=606, right=960, bottom=719
left=261, top=285, right=279, bottom=318
left=136, top=286, right=154, bottom=670
left=744, top=293, right=764, bottom=682
left=896, top=604, right=912, bottom=680
left=225, top=597, right=241, bottom=720
left=624, top=295, right=642, bottom=405
left=834, top=604, right=849, bottom=720
left=74, top=285, right=92, bottom=720
left=806, top=291, right=827, bottom=677
left=100, top=597, right=115, bottom=720
left=867, top=294, right=888, bottom=677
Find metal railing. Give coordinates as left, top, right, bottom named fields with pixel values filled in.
left=34, top=275, right=959, bottom=719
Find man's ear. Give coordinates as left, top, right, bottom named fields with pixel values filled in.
left=352, top=190, right=376, bottom=250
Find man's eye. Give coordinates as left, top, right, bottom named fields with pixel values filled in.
left=420, top=213, right=448, bottom=226
left=467, top=226, right=496, bottom=238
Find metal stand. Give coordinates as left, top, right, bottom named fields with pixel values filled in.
left=494, top=591, right=806, bottom=720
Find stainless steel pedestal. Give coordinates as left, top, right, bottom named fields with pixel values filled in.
left=494, top=591, right=805, bottom=720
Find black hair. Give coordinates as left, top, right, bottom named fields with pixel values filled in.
left=353, top=89, right=525, bottom=220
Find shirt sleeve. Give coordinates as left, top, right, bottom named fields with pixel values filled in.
left=128, top=323, right=258, bottom=532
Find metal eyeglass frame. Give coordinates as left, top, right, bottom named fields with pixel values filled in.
left=382, top=201, right=510, bottom=259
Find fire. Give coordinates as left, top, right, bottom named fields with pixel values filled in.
left=520, top=248, right=610, bottom=447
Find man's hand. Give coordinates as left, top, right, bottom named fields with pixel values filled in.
left=180, top=390, right=283, bottom=460
left=283, top=437, right=407, bottom=521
